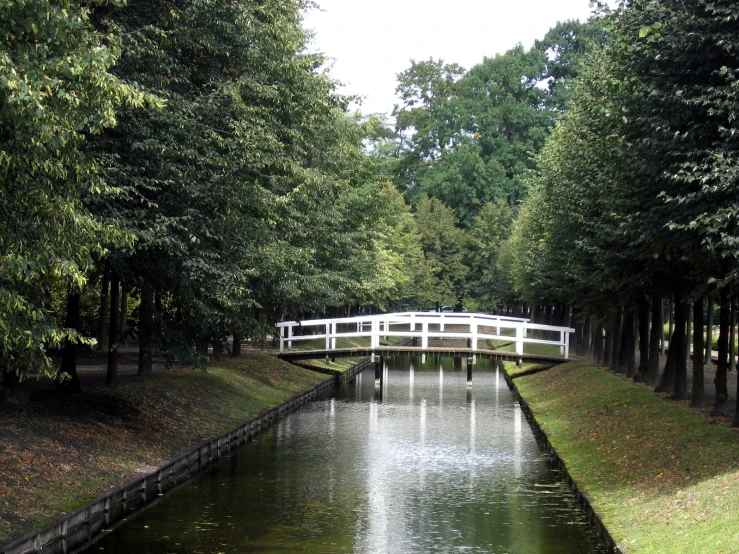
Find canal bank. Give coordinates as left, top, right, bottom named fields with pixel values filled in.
left=77, top=356, right=613, bottom=554
left=0, top=354, right=366, bottom=553
left=504, top=360, right=739, bottom=554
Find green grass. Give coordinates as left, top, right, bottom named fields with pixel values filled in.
left=504, top=361, right=553, bottom=378
left=508, top=360, right=739, bottom=553
left=0, top=356, right=326, bottom=543
left=495, top=341, right=562, bottom=357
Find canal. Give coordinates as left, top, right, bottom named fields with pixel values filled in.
left=86, top=357, right=610, bottom=553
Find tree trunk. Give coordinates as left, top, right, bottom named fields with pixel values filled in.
left=646, top=294, right=662, bottom=387
left=684, top=302, right=692, bottom=369
left=671, top=293, right=688, bottom=400
left=711, top=290, right=730, bottom=417
left=704, top=299, right=714, bottom=365
left=138, top=286, right=154, bottom=376
left=106, top=271, right=120, bottom=387
left=119, top=284, right=128, bottom=338
left=636, top=297, right=650, bottom=379
left=610, top=311, right=622, bottom=373
left=213, top=340, right=223, bottom=361
left=582, top=316, right=591, bottom=358
left=98, top=263, right=110, bottom=350
left=656, top=329, right=677, bottom=394
left=729, top=301, right=737, bottom=372
left=1, top=369, right=29, bottom=406
left=619, top=308, right=637, bottom=378
left=571, top=307, right=581, bottom=354
left=197, top=338, right=209, bottom=358
left=603, top=324, right=613, bottom=368
left=593, top=325, right=604, bottom=364
left=232, top=334, right=242, bottom=357
left=691, top=297, right=705, bottom=408
left=55, top=292, right=82, bottom=393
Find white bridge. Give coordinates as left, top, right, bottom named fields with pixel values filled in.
left=276, top=312, right=574, bottom=363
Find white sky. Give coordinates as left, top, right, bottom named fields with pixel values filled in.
left=302, top=0, right=599, bottom=117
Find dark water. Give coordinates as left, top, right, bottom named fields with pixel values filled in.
left=86, top=357, right=609, bottom=553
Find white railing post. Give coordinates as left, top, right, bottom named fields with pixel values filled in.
left=440, top=314, right=445, bottom=332
left=325, top=323, right=331, bottom=352
left=471, top=322, right=478, bottom=351
left=372, top=319, right=379, bottom=349
left=288, top=324, right=293, bottom=350
left=422, top=322, right=429, bottom=349
left=410, top=313, right=415, bottom=332
left=279, top=326, right=284, bottom=353
left=516, top=325, right=524, bottom=356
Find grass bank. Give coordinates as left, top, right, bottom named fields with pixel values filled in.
left=0, top=355, right=327, bottom=544
left=507, top=360, right=739, bottom=553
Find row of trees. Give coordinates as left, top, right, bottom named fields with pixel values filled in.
left=1, top=0, right=460, bottom=402
left=504, top=0, right=739, bottom=425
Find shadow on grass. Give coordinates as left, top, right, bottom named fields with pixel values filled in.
left=516, top=361, right=739, bottom=495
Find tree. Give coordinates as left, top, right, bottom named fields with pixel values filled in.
left=466, top=200, right=514, bottom=309
left=0, top=0, right=142, bottom=402
left=412, top=197, right=469, bottom=307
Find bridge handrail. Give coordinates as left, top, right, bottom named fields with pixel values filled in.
left=274, top=312, right=530, bottom=328
left=275, top=312, right=573, bottom=360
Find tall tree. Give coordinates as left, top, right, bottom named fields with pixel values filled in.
left=0, top=0, right=141, bottom=401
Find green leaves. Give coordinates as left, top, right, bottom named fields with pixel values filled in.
left=0, top=0, right=137, bottom=377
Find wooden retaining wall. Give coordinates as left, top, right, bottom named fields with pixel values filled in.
left=502, top=365, right=625, bottom=554
left=0, top=358, right=372, bottom=554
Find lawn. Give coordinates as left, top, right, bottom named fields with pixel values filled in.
left=0, top=356, right=326, bottom=544
left=508, top=360, right=739, bottom=553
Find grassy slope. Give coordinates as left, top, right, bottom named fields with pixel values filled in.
left=510, top=361, right=739, bottom=554
left=0, top=356, right=326, bottom=543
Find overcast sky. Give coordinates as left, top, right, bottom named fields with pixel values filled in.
left=302, top=0, right=599, bottom=117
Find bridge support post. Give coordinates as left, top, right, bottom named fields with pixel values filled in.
left=375, top=357, right=382, bottom=386
left=515, top=325, right=524, bottom=365
left=467, top=357, right=473, bottom=386
left=325, top=323, right=331, bottom=361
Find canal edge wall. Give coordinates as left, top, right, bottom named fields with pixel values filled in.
left=502, top=366, right=625, bottom=554
left=0, top=358, right=372, bottom=554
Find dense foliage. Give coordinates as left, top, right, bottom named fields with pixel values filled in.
left=0, top=0, right=427, bottom=399
left=505, top=0, right=739, bottom=424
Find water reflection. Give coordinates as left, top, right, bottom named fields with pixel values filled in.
left=84, top=356, right=609, bottom=554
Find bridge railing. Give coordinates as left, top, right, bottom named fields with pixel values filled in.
left=275, top=312, right=573, bottom=360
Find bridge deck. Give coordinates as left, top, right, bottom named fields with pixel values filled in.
left=277, top=346, right=565, bottom=365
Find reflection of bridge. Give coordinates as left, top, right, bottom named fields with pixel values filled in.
left=275, top=312, right=574, bottom=366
